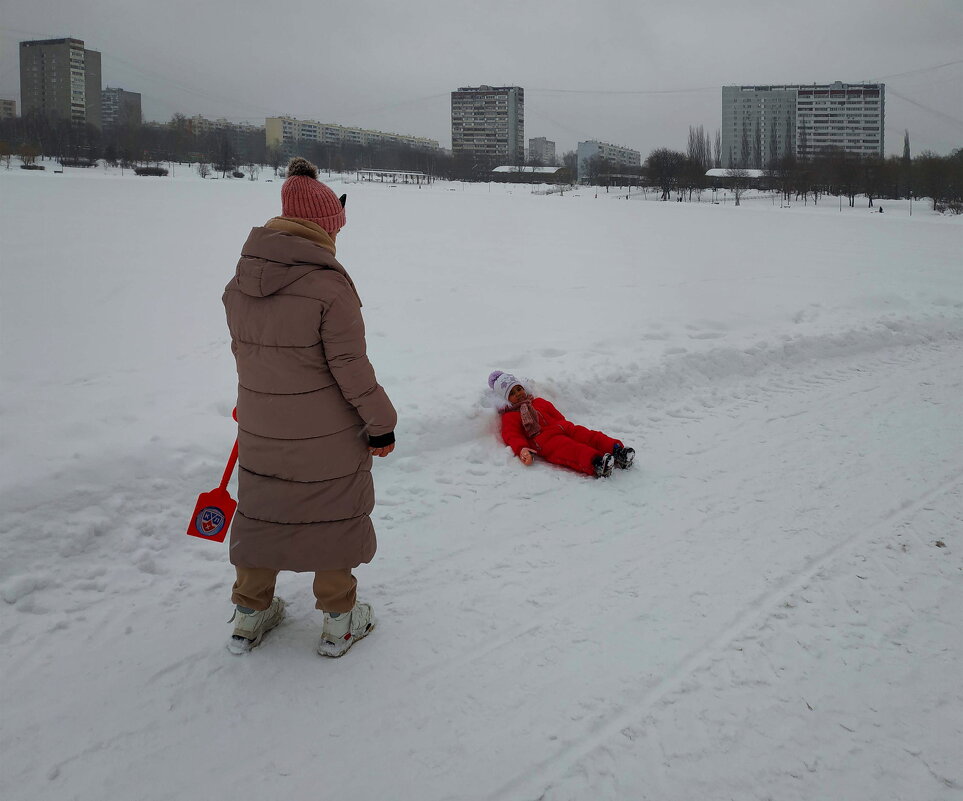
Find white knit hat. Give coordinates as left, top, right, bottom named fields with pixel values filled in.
left=488, top=370, right=524, bottom=402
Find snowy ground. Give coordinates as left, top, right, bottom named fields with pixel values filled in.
left=1, top=163, right=961, bottom=801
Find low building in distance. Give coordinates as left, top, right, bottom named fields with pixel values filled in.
left=491, top=165, right=566, bottom=183
left=721, top=82, right=884, bottom=167
left=181, top=115, right=264, bottom=164
left=451, top=85, right=525, bottom=165
left=266, top=117, right=439, bottom=154
left=528, top=136, right=556, bottom=166
left=0, top=99, right=16, bottom=119
left=576, top=140, right=641, bottom=183
left=20, top=37, right=102, bottom=128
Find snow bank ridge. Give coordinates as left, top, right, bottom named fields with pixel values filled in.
left=593, top=315, right=963, bottom=405
left=401, top=315, right=962, bottom=456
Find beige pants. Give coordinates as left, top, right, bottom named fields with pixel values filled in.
left=232, top=567, right=356, bottom=613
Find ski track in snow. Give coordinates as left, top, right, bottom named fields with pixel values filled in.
left=492, top=473, right=963, bottom=801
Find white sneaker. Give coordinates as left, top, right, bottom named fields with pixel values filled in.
left=227, top=597, right=285, bottom=655
left=317, top=602, right=376, bottom=658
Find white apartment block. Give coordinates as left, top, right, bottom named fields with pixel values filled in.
left=722, top=82, right=884, bottom=167
left=451, top=85, right=525, bottom=164
left=576, top=140, right=641, bottom=182
left=528, top=136, right=556, bottom=165
left=795, top=83, right=884, bottom=160
left=188, top=115, right=261, bottom=136
left=265, top=117, right=439, bottom=152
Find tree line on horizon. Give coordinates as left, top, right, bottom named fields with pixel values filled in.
left=639, top=126, right=962, bottom=212
left=1, top=113, right=960, bottom=211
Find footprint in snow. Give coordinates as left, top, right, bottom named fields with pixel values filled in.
left=688, top=331, right=726, bottom=340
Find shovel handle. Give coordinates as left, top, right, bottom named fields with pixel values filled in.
left=217, top=408, right=239, bottom=490
left=219, top=439, right=238, bottom=491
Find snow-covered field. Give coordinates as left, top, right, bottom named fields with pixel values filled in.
left=1, top=164, right=961, bottom=801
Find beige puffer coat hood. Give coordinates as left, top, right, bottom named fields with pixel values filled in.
left=223, top=218, right=396, bottom=571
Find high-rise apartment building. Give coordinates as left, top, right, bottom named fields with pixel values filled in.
left=795, top=83, right=884, bottom=160
left=722, top=82, right=884, bottom=167
left=576, top=140, right=641, bottom=182
left=102, top=87, right=141, bottom=128
left=451, top=86, right=524, bottom=164
left=20, top=38, right=102, bottom=128
left=528, top=136, right=556, bottom=165
left=0, top=99, right=16, bottom=120
left=265, top=117, right=439, bottom=152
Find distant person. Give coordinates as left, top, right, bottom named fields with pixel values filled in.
left=488, top=371, right=634, bottom=478
left=223, top=157, right=397, bottom=657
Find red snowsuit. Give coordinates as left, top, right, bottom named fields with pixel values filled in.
left=500, top=397, right=622, bottom=476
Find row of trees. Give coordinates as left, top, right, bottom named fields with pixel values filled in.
left=0, top=111, right=267, bottom=173
left=0, top=111, right=450, bottom=178
left=2, top=111, right=960, bottom=209
left=0, top=109, right=556, bottom=182
left=641, top=145, right=963, bottom=211
left=0, top=108, right=526, bottom=181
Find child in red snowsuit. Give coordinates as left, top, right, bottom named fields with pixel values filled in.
left=489, top=371, right=634, bottom=478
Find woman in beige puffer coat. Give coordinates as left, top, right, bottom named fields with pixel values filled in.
left=222, top=157, right=396, bottom=657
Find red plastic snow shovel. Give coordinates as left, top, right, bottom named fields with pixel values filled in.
left=186, top=410, right=238, bottom=543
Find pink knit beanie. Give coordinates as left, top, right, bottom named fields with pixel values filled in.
left=280, top=157, right=346, bottom=234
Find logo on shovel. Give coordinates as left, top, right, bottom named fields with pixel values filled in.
left=196, top=506, right=226, bottom=536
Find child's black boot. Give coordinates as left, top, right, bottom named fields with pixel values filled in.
left=613, top=444, right=635, bottom=469
left=593, top=453, right=615, bottom=478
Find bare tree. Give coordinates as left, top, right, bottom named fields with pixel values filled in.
left=740, top=129, right=750, bottom=168
left=774, top=154, right=796, bottom=202
left=687, top=125, right=712, bottom=175
left=587, top=154, right=610, bottom=185
left=646, top=148, right=686, bottom=200
left=824, top=149, right=860, bottom=207
left=915, top=150, right=950, bottom=210
left=560, top=150, right=577, bottom=184
left=197, top=162, right=211, bottom=178
left=680, top=156, right=707, bottom=201
left=216, top=132, right=235, bottom=178
left=168, top=114, right=192, bottom=163
left=725, top=167, right=752, bottom=206
left=18, top=143, right=39, bottom=166
left=862, top=157, right=888, bottom=207
left=713, top=128, right=721, bottom=168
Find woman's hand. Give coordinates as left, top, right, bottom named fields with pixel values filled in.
left=369, top=444, right=395, bottom=458
left=519, top=448, right=535, bottom=466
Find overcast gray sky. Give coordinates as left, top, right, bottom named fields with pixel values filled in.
left=2, top=0, right=961, bottom=157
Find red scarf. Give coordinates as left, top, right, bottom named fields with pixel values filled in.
left=514, top=395, right=541, bottom=438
